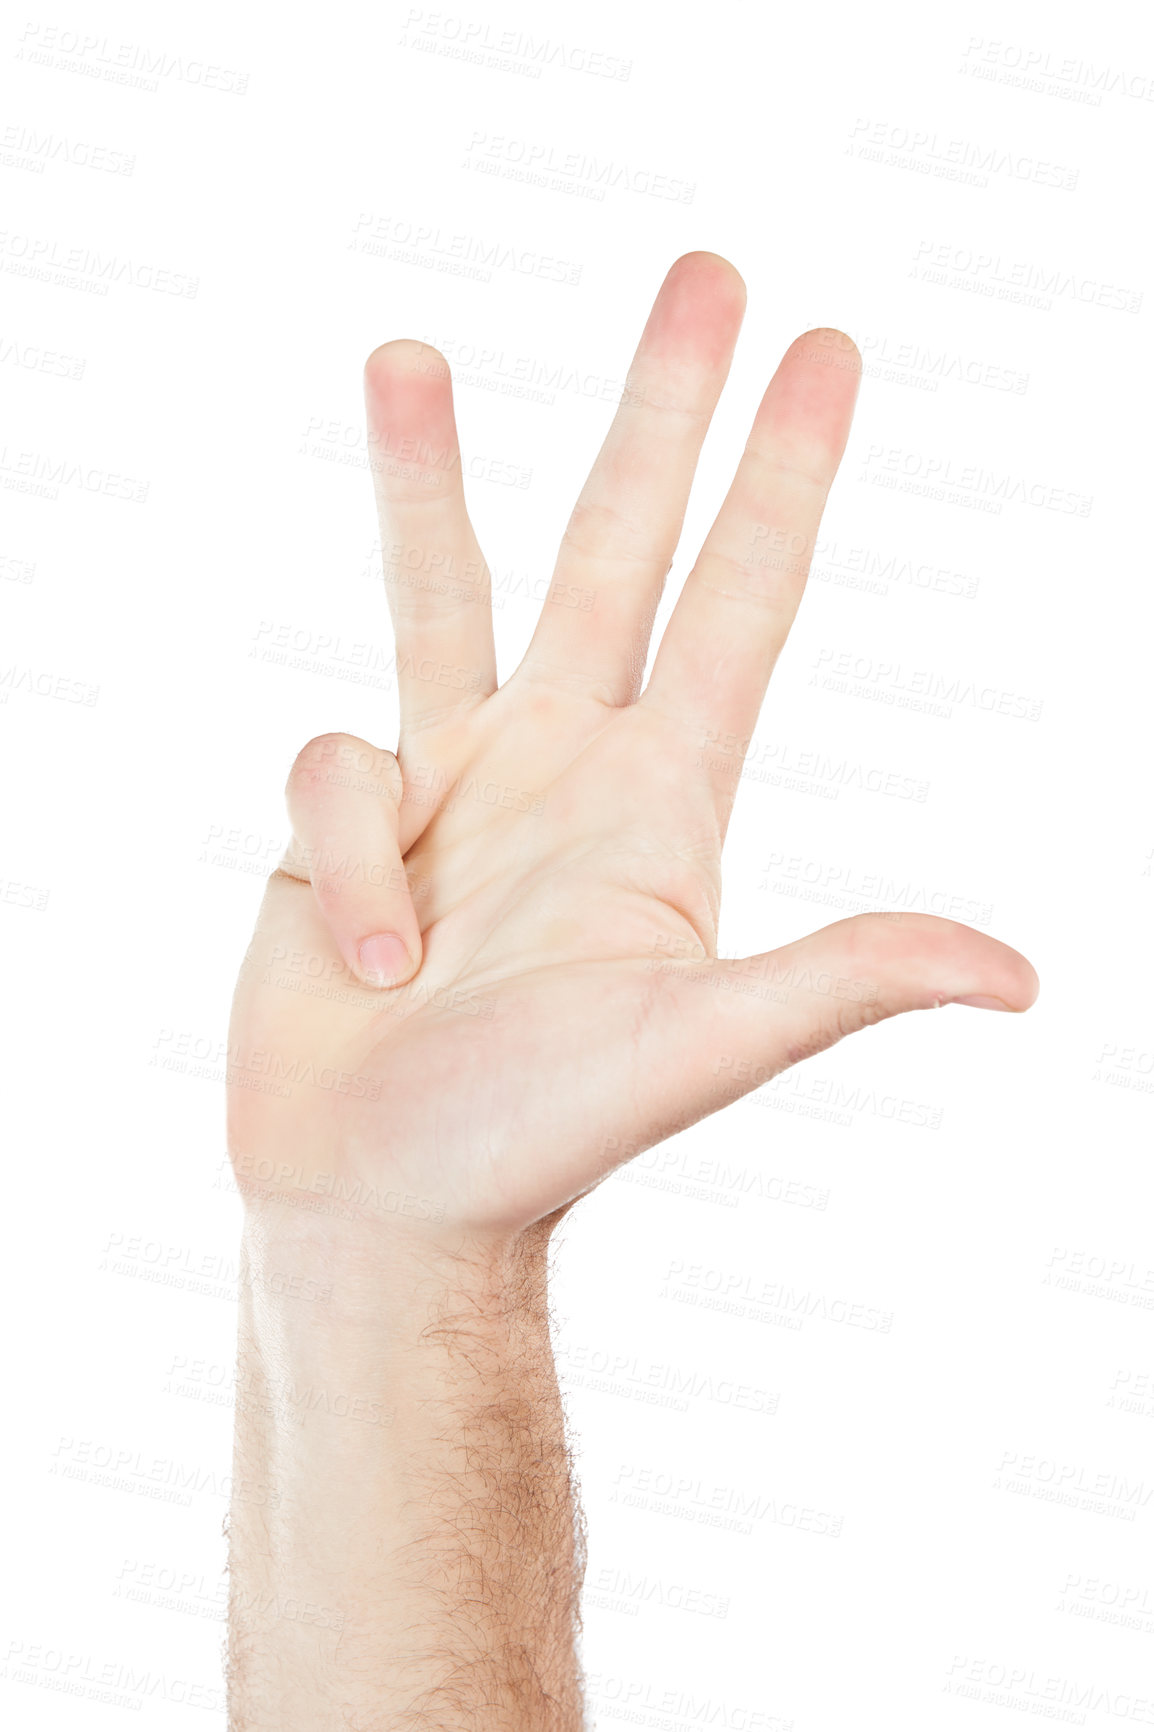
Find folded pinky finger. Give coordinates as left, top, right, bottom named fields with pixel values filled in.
left=281, top=732, right=422, bottom=988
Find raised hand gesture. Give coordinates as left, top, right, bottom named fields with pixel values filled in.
left=227, top=252, right=1037, bottom=1248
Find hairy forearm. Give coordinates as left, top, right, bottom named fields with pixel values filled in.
left=226, top=1206, right=587, bottom=1730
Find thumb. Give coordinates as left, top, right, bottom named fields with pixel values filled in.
left=281, top=732, right=422, bottom=989
left=668, top=912, right=1039, bottom=1110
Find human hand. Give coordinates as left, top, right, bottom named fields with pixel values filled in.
left=226, top=252, right=1038, bottom=1246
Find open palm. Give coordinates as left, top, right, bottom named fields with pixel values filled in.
left=227, top=253, right=1037, bottom=1244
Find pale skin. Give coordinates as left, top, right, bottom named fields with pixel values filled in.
left=225, top=252, right=1038, bottom=1727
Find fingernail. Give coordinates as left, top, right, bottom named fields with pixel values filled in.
left=357, top=933, right=411, bottom=987
left=950, top=994, right=1014, bottom=1011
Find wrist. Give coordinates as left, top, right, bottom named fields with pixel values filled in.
left=239, top=1198, right=554, bottom=1334
left=229, top=1143, right=574, bottom=1263
left=228, top=1142, right=452, bottom=1236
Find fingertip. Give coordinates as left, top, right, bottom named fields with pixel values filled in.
left=793, top=328, right=861, bottom=371
left=364, top=337, right=448, bottom=381
left=641, top=252, right=748, bottom=375
left=363, top=342, right=455, bottom=439
left=356, top=931, right=420, bottom=990
left=668, top=250, right=747, bottom=300
left=978, top=935, right=1040, bottom=1012
left=1012, top=954, right=1041, bottom=1010
left=800, top=913, right=1039, bottom=1017
left=754, top=328, right=862, bottom=464
left=942, top=935, right=1040, bottom=1014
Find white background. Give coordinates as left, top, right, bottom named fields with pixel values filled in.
left=2, top=0, right=1152, bottom=1726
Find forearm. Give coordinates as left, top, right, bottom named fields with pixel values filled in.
left=226, top=1206, right=587, bottom=1730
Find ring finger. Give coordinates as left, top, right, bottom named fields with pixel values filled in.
left=364, top=339, right=498, bottom=733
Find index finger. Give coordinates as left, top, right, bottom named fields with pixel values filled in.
left=640, top=329, right=861, bottom=802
